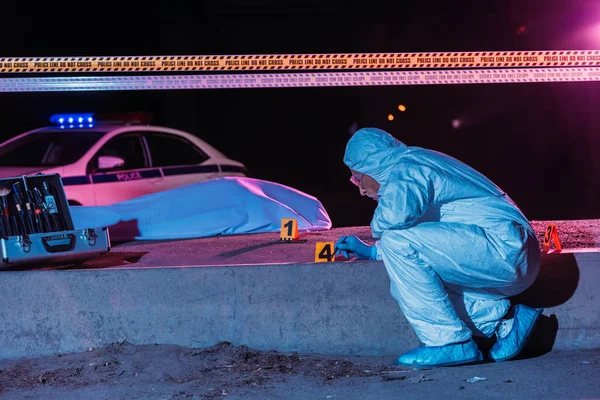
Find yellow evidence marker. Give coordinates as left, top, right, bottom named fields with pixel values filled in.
left=280, top=218, right=299, bottom=241
left=315, top=242, right=335, bottom=262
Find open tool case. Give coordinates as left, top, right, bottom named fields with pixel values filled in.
left=0, top=174, right=110, bottom=269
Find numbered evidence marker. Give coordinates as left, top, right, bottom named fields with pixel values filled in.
left=542, top=223, right=562, bottom=253
left=315, top=242, right=335, bottom=262
left=280, top=218, right=299, bottom=241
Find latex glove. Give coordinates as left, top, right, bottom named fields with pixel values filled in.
left=334, top=235, right=377, bottom=260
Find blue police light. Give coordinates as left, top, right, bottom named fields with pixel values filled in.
left=50, top=111, right=151, bottom=128
left=50, top=113, right=95, bottom=126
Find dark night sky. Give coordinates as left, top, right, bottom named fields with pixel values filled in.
left=1, top=1, right=599, bottom=227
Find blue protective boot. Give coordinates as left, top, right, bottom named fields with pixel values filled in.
left=489, top=304, right=543, bottom=362
left=393, top=339, right=483, bottom=368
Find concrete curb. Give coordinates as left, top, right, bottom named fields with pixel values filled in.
left=0, top=250, right=598, bottom=360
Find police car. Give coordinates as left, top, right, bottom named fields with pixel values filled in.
left=0, top=112, right=247, bottom=206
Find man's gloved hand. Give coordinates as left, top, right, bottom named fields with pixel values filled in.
left=334, top=235, right=377, bottom=260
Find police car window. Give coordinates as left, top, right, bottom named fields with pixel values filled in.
left=144, top=132, right=208, bottom=167
left=0, top=130, right=105, bottom=167
left=93, top=134, right=147, bottom=172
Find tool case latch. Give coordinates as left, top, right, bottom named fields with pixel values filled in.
left=82, top=228, right=97, bottom=246
left=17, top=234, right=32, bottom=253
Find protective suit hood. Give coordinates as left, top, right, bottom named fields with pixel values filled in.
left=343, top=128, right=408, bottom=186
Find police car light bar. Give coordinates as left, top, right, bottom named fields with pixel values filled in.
left=50, top=113, right=94, bottom=125
left=49, top=111, right=152, bottom=127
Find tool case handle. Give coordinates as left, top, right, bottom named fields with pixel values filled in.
left=41, top=234, right=76, bottom=253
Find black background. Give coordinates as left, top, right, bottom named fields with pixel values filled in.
left=1, top=1, right=599, bottom=227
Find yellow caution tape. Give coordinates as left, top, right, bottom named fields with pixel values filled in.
left=1, top=50, right=600, bottom=73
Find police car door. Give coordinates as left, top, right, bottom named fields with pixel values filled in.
left=142, top=131, right=218, bottom=191
left=88, top=133, right=163, bottom=205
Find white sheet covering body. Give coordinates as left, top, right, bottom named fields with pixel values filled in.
left=69, top=177, right=331, bottom=241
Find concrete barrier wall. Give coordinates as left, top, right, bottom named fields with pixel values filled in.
left=0, top=251, right=598, bottom=360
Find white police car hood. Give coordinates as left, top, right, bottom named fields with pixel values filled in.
left=70, top=177, right=331, bottom=241
left=0, top=166, right=60, bottom=178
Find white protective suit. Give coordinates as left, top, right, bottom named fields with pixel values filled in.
left=344, top=128, right=541, bottom=346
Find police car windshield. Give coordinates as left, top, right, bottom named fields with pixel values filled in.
left=0, top=130, right=106, bottom=167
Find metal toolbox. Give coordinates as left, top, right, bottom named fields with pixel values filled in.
left=0, top=173, right=110, bottom=269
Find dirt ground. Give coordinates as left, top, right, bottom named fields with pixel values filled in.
left=0, top=341, right=397, bottom=399
left=0, top=341, right=598, bottom=399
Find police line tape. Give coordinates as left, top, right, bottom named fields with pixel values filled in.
left=1, top=68, right=599, bottom=92
left=1, top=50, right=600, bottom=73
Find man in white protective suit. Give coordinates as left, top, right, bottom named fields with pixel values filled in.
left=334, top=127, right=543, bottom=368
